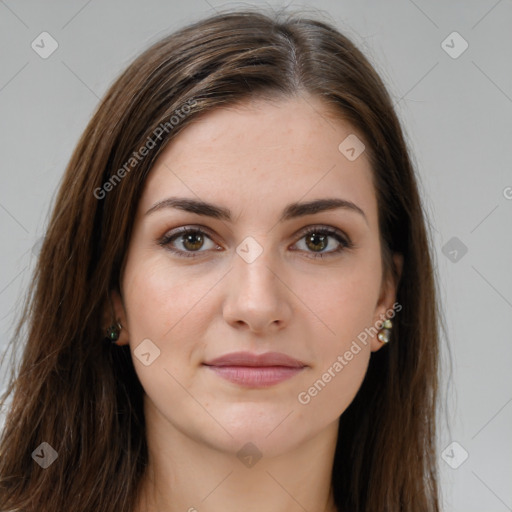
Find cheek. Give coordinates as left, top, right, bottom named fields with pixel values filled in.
left=123, top=255, right=211, bottom=343
left=296, top=255, right=380, bottom=414
left=121, top=255, right=214, bottom=397
left=310, top=253, right=382, bottom=348
left=296, top=280, right=375, bottom=421
left=121, top=256, right=214, bottom=414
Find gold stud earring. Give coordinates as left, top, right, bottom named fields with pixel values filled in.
left=377, top=319, right=393, bottom=344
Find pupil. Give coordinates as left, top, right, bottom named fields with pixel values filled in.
left=184, top=233, right=203, bottom=250
left=308, top=233, right=326, bottom=251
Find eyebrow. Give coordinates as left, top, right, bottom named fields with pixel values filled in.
left=145, top=197, right=368, bottom=225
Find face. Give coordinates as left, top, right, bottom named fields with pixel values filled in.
left=111, top=94, right=402, bottom=457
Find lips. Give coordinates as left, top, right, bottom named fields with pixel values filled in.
left=202, top=351, right=307, bottom=388
left=203, top=351, right=306, bottom=368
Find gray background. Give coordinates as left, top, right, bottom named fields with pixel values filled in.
left=1, top=1, right=511, bottom=510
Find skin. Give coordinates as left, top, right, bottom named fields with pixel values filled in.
left=109, top=93, right=402, bottom=512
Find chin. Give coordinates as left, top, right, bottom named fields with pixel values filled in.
left=207, top=429, right=305, bottom=462
left=200, top=405, right=308, bottom=457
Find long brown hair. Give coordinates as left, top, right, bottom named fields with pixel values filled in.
left=0, top=8, right=442, bottom=511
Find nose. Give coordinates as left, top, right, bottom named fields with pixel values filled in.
left=222, top=244, right=293, bottom=334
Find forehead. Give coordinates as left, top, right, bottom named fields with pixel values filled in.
left=138, top=94, right=378, bottom=228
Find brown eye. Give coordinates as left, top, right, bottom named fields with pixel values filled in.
left=181, top=231, right=205, bottom=251
left=305, top=232, right=329, bottom=252
left=159, top=227, right=218, bottom=258
left=293, top=226, right=353, bottom=259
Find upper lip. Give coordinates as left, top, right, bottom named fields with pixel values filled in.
left=203, top=351, right=306, bottom=368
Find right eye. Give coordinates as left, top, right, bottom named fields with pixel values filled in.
left=158, top=226, right=220, bottom=258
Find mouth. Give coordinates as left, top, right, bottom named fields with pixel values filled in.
left=202, top=351, right=307, bottom=388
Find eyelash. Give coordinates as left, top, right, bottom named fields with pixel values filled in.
left=158, top=225, right=354, bottom=260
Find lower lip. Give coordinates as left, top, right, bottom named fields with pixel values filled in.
left=204, top=365, right=305, bottom=387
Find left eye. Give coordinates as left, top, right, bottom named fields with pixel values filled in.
left=158, top=225, right=353, bottom=259
left=292, top=227, right=353, bottom=258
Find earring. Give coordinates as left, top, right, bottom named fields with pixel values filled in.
left=377, top=319, right=393, bottom=344
left=106, top=321, right=122, bottom=344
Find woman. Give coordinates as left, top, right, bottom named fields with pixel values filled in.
left=0, top=8, right=442, bottom=512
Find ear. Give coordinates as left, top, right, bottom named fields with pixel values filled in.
left=370, top=252, right=403, bottom=353
left=102, top=289, right=130, bottom=346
